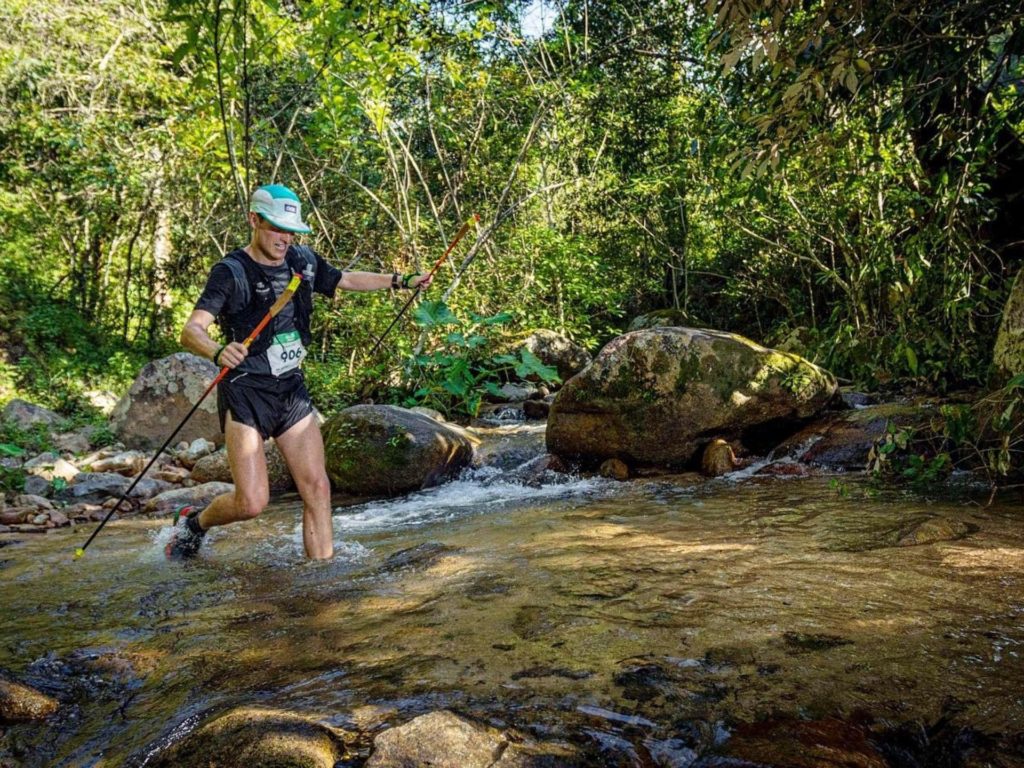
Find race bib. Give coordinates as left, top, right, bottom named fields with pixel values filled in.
left=267, top=330, right=306, bottom=376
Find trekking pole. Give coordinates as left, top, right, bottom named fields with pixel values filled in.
left=73, top=273, right=304, bottom=560
left=367, top=214, right=479, bottom=358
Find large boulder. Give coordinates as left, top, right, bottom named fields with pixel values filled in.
left=147, top=707, right=348, bottom=768
left=992, top=267, right=1024, bottom=387
left=547, top=327, right=837, bottom=468
left=109, top=353, right=222, bottom=450
left=515, top=329, right=592, bottom=383
left=322, top=405, right=475, bottom=496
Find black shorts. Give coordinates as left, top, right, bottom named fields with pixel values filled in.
left=217, top=372, right=314, bottom=440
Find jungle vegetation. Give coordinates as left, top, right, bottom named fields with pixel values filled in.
left=1, top=0, right=1021, bottom=421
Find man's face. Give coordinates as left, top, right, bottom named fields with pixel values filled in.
left=250, top=213, right=293, bottom=261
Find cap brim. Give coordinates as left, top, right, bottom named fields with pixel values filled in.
left=262, top=215, right=312, bottom=234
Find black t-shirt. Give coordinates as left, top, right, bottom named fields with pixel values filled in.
left=195, top=247, right=343, bottom=378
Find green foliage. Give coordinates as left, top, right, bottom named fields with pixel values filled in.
left=408, top=301, right=559, bottom=417
left=868, top=420, right=953, bottom=488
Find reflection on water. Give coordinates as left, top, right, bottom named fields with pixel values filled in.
left=1, top=475, right=1023, bottom=765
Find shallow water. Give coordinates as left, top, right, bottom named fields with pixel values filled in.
left=2, top=469, right=1023, bottom=766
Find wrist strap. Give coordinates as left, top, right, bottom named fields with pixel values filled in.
left=213, top=345, right=226, bottom=366
left=391, top=272, right=400, bottom=290
left=402, top=272, right=420, bottom=289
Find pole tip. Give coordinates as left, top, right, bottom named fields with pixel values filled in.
left=74, top=548, right=85, bottom=560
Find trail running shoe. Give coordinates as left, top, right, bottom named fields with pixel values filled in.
left=164, top=505, right=207, bottom=560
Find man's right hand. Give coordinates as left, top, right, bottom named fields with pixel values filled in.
left=216, top=342, right=249, bottom=369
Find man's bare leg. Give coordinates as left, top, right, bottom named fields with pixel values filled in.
left=275, top=413, right=333, bottom=559
left=196, top=413, right=271, bottom=529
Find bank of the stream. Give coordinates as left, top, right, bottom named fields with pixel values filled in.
left=1, top=445, right=1023, bottom=766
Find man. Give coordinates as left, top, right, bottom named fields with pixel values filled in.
left=167, top=183, right=431, bottom=560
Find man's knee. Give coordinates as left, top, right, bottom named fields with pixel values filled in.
left=234, top=490, right=269, bottom=520
left=297, top=471, right=330, bottom=501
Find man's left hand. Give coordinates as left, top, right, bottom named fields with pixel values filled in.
left=407, top=272, right=433, bottom=290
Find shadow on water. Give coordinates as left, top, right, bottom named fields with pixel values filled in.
left=1, top=471, right=1023, bottom=766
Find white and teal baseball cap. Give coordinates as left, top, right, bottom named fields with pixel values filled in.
left=249, top=184, right=312, bottom=233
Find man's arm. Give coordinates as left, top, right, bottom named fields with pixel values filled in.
left=181, top=309, right=248, bottom=369
left=337, top=271, right=433, bottom=292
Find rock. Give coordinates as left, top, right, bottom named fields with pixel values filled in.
left=1, top=399, right=62, bottom=431
left=14, top=494, right=54, bottom=510
left=109, top=352, right=223, bottom=450
left=47, top=510, right=69, bottom=527
left=88, top=450, right=147, bottom=476
left=56, top=472, right=171, bottom=504
left=547, top=327, right=837, bottom=468
left=152, top=465, right=192, bottom=484
left=64, top=502, right=104, bottom=521
left=492, top=453, right=568, bottom=486
left=897, top=518, right=971, bottom=547
left=515, top=329, right=592, bottom=383
left=23, top=454, right=80, bottom=484
left=0, top=678, right=59, bottom=723
left=22, top=452, right=60, bottom=474
left=0, top=509, right=30, bottom=525
left=522, top=399, right=550, bottom=420
left=599, top=458, right=630, bottom=480
left=146, top=706, right=348, bottom=768
left=774, top=403, right=935, bottom=471
left=627, top=308, right=697, bottom=332
left=364, top=711, right=504, bottom=768
left=191, top=443, right=294, bottom=491
left=143, top=482, right=235, bottom=517
left=52, top=429, right=94, bottom=454
left=410, top=406, right=445, bottom=422
left=177, top=437, right=217, bottom=469
left=31, top=513, right=48, bottom=525
left=23, top=476, right=52, bottom=496
left=83, top=389, right=119, bottom=414
left=322, top=405, right=475, bottom=496
left=472, top=425, right=547, bottom=471
left=992, top=268, right=1024, bottom=387
left=488, top=382, right=538, bottom=403
left=840, top=391, right=875, bottom=409
left=701, top=438, right=738, bottom=477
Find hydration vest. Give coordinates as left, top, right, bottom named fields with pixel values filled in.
left=216, top=246, right=317, bottom=356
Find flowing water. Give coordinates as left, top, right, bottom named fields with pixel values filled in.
left=2, top=445, right=1024, bottom=766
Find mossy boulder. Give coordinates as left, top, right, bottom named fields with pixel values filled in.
left=0, top=678, right=58, bottom=723
left=322, top=405, right=475, bottom=496
left=546, top=327, right=837, bottom=468
left=992, top=268, right=1024, bottom=387
left=109, top=353, right=222, bottom=450
left=147, top=706, right=348, bottom=768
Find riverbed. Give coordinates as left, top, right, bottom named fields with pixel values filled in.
left=1, top=452, right=1023, bottom=765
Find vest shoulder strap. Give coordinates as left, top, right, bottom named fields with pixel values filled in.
left=217, top=252, right=251, bottom=309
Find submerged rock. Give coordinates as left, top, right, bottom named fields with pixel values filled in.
left=322, top=405, right=475, bottom=496
left=599, top=458, right=630, bottom=480
left=897, top=517, right=971, bottom=547
left=109, top=353, right=223, bottom=450
left=366, top=710, right=578, bottom=768
left=0, top=678, right=58, bottom=723
left=547, top=327, right=836, bottom=468
left=147, top=706, right=348, bottom=768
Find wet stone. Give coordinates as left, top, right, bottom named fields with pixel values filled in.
left=782, top=632, right=853, bottom=653
left=380, top=542, right=460, bottom=572
left=0, top=678, right=59, bottom=723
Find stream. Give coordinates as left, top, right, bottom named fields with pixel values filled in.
left=1, top=425, right=1023, bottom=766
